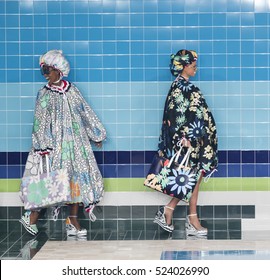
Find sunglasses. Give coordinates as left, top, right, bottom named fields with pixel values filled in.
left=40, top=65, right=55, bottom=75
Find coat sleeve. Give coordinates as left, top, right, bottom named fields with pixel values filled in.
left=180, top=90, right=218, bottom=172
left=158, top=87, right=179, bottom=157
left=74, top=90, right=106, bottom=143
left=32, top=89, right=53, bottom=151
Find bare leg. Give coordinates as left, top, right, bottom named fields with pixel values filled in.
left=30, top=211, right=39, bottom=225
left=165, top=197, right=180, bottom=225
left=188, top=173, right=204, bottom=229
left=69, top=203, right=81, bottom=230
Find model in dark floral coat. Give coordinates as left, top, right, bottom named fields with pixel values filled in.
left=153, top=49, right=218, bottom=236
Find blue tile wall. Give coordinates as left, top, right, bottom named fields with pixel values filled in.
left=0, top=0, right=270, bottom=181
left=1, top=151, right=270, bottom=179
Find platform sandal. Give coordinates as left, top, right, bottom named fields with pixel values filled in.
left=19, top=211, right=39, bottom=236
left=66, top=216, right=87, bottom=236
left=185, top=213, right=207, bottom=236
left=153, top=206, right=174, bottom=233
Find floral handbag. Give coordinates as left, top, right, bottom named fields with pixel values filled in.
left=144, top=145, right=199, bottom=201
left=20, top=154, right=72, bottom=210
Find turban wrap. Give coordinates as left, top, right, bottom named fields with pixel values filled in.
left=170, top=49, right=198, bottom=76
left=39, top=49, right=70, bottom=77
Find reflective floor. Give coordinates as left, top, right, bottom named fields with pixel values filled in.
left=1, top=220, right=270, bottom=260
left=161, top=250, right=270, bottom=260
left=0, top=205, right=266, bottom=260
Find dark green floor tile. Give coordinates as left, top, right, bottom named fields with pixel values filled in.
left=228, top=206, right=241, bottom=218
left=242, top=205, right=255, bottom=218
left=228, top=219, right=241, bottom=231
left=214, top=206, right=228, bottom=219
left=118, top=206, right=131, bottom=219
left=131, top=206, right=145, bottom=219
left=214, top=219, right=228, bottom=231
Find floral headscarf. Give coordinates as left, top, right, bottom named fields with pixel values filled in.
left=39, top=50, right=70, bottom=77
left=170, top=49, right=198, bottom=76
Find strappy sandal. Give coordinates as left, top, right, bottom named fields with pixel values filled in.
left=185, top=213, right=207, bottom=236
left=66, top=216, right=87, bottom=236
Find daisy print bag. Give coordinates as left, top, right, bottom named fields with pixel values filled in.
left=20, top=154, right=71, bottom=210
left=144, top=144, right=199, bottom=201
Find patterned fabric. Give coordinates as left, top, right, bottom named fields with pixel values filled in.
left=21, top=167, right=71, bottom=210
left=39, top=50, right=70, bottom=77
left=23, top=80, right=106, bottom=210
left=158, top=75, right=218, bottom=175
left=170, top=49, right=198, bottom=77
left=144, top=149, right=200, bottom=202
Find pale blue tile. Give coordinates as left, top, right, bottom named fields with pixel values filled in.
left=118, top=109, right=131, bottom=123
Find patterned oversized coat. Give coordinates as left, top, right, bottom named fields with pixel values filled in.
left=23, top=80, right=106, bottom=209
left=158, top=75, right=218, bottom=174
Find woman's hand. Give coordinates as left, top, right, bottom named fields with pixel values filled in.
left=182, top=137, right=191, bottom=148
left=94, top=142, right=103, bottom=148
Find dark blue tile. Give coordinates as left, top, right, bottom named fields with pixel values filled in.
left=22, top=152, right=28, bottom=165
left=7, top=165, right=21, bottom=178
left=228, top=164, right=240, bottom=177
left=228, top=151, right=240, bottom=163
left=0, top=152, right=7, bottom=165
left=0, top=166, right=7, bottom=178
left=242, top=151, right=254, bottom=163
left=145, top=151, right=156, bottom=163
left=93, top=151, right=104, bottom=164
left=218, top=150, right=227, bottom=163
left=131, top=165, right=145, bottom=177
left=255, top=164, right=269, bottom=177
left=215, top=164, right=227, bottom=177
left=104, top=151, right=116, bottom=164
left=103, top=164, right=117, bottom=178
left=256, top=151, right=268, bottom=163
left=117, top=165, right=131, bottom=178
left=131, top=151, right=145, bottom=164
left=242, top=164, right=255, bottom=177
left=118, top=151, right=131, bottom=164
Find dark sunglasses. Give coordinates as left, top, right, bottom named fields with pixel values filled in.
left=40, top=65, right=55, bottom=75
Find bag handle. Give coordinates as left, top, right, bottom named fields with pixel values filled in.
left=177, top=147, right=192, bottom=170
left=168, top=139, right=184, bottom=168
left=204, top=168, right=217, bottom=183
left=38, top=154, right=51, bottom=179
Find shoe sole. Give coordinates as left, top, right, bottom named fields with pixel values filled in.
left=66, top=228, right=87, bottom=237
left=186, top=228, right=208, bottom=236
left=66, top=231, right=87, bottom=236
left=66, top=231, right=77, bottom=236
left=19, top=219, right=38, bottom=236
left=153, top=218, right=174, bottom=233
left=77, top=232, right=87, bottom=236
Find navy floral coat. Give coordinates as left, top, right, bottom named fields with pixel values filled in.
left=158, top=75, right=218, bottom=174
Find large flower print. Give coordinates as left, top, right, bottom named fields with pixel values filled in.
left=167, top=168, right=196, bottom=196
left=33, top=117, right=40, bottom=133
left=40, top=94, right=50, bottom=108
left=188, top=120, right=204, bottom=139
left=27, top=180, right=49, bottom=204
left=179, top=80, right=193, bottom=92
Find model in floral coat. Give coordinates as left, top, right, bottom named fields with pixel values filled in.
left=20, top=50, right=106, bottom=237
left=153, top=49, right=218, bottom=236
